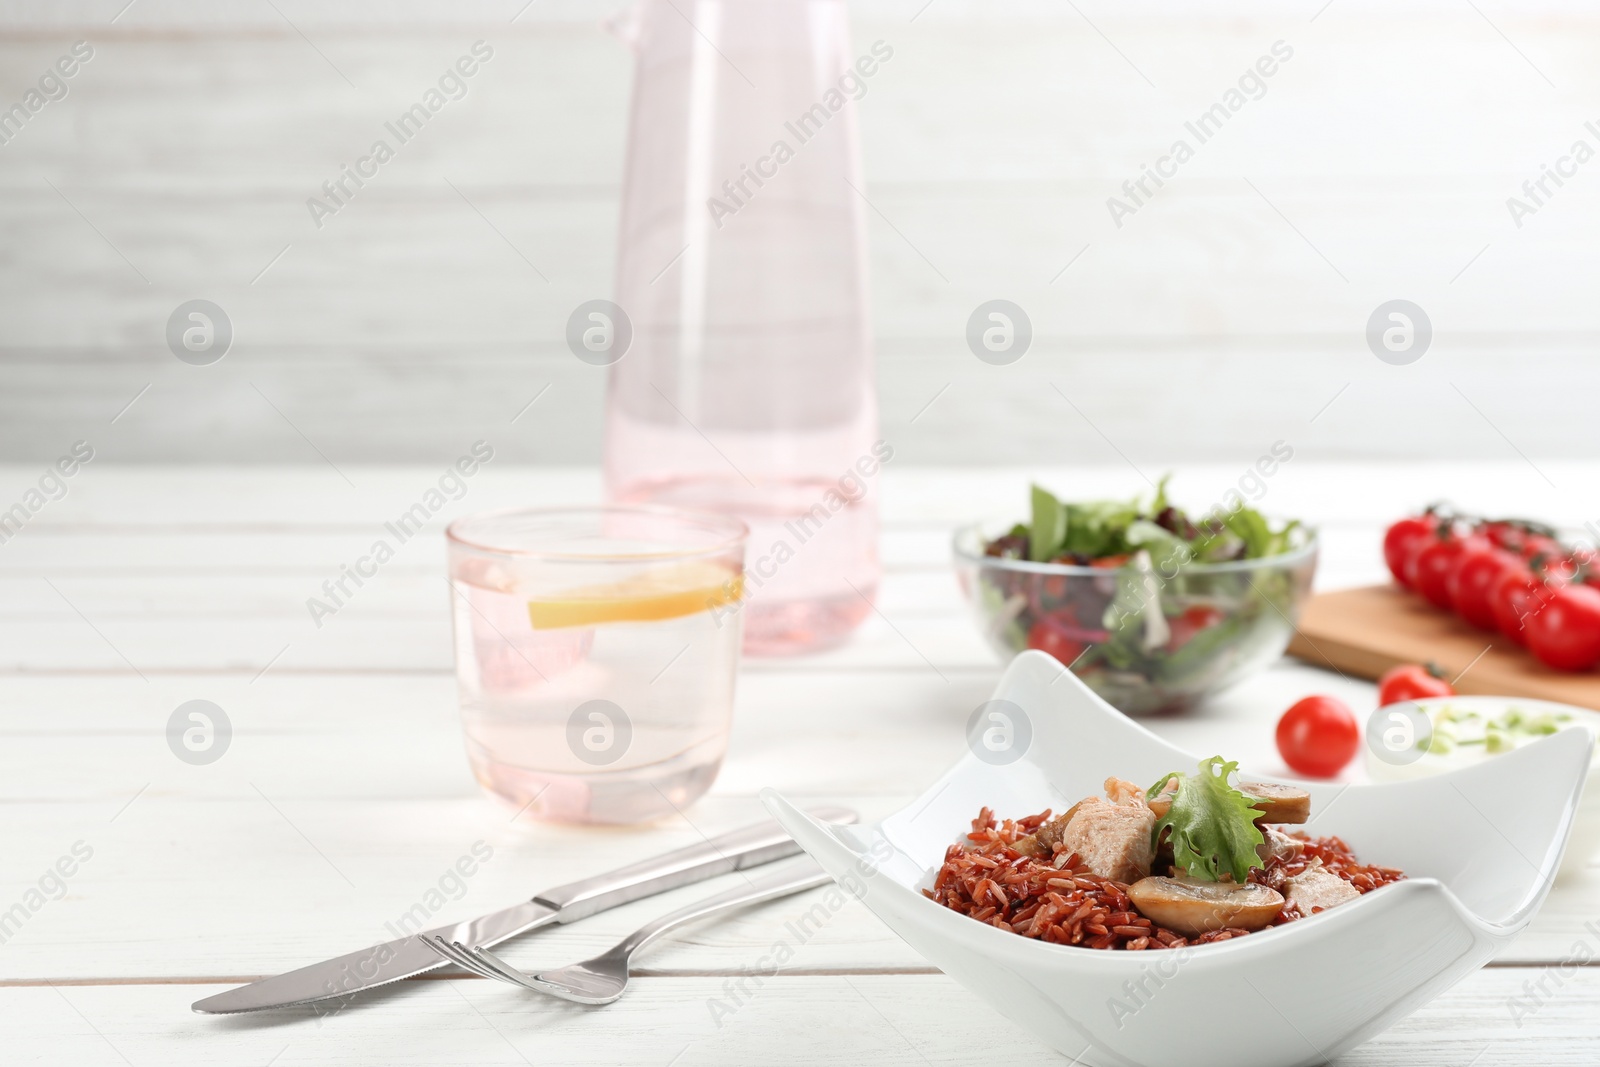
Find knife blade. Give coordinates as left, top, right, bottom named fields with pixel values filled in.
left=191, top=805, right=856, bottom=1014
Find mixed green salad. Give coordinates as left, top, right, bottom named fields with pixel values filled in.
left=968, top=479, right=1312, bottom=714
left=987, top=478, right=1302, bottom=570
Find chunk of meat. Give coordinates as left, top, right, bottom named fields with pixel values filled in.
left=1010, top=801, right=1080, bottom=858
left=1256, top=826, right=1304, bottom=865
left=1285, top=863, right=1360, bottom=914
left=1103, top=776, right=1145, bottom=805
left=1013, top=777, right=1154, bottom=859
left=1048, top=797, right=1156, bottom=883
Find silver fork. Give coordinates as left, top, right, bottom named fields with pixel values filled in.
left=421, top=858, right=830, bottom=1005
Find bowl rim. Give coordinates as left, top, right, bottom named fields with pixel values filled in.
left=951, top=515, right=1319, bottom=576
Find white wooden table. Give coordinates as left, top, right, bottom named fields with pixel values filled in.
left=3, top=462, right=1597, bottom=1065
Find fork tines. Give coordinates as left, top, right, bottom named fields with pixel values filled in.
left=418, top=935, right=500, bottom=981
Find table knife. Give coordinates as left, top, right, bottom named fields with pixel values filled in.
left=191, top=805, right=855, bottom=1014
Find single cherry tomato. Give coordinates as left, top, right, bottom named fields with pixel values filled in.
left=1480, top=521, right=1523, bottom=550
left=1490, top=563, right=1562, bottom=647
left=1026, top=615, right=1104, bottom=666
left=1166, top=605, right=1224, bottom=650
left=1518, top=533, right=1565, bottom=562
left=1413, top=534, right=1489, bottom=611
left=1410, top=538, right=1456, bottom=607
left=1451, top=547, right=1518, bottom=631
left=1377, top=663, right=1455, bottom=706
left=1275, top=695, right=1360, bottom=778
left=1565, top=544, right=1600, bottom=590
left=1383, top=516, right=1436, bottom=589
left=1525, top=584, right=1600, bottom=671
left=1539, top=555, right=1580, bottom=585
left=1400, top=528, right=1444, bottom=589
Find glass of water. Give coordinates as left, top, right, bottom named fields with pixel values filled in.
left=446, top=506, right=747, bottom=824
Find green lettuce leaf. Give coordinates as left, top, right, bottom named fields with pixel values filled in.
left=1061, top=500, right=1139, bottom=557
left=1125, top=519, right=1190, bottom=573
left=1147, top=756, right=1265, bottom=883
left=1224, top=507, right=1273, bottom=557
left=1149, top=473, right=1172, bottom=516
left=1029, top=484, right=1068, bottom=562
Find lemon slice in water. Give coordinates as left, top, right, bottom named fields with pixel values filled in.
left=526, top=561, right=743, bottom=629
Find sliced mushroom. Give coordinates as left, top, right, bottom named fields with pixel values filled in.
left=1127, top=876, right=1285, bottom=937
left=1238, top=781, right=1311, bottom=825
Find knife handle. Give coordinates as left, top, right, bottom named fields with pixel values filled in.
left=532, top=805, right=856, bottom=923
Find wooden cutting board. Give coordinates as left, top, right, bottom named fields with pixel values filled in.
left=1287, top=584, right=1600, bottom=710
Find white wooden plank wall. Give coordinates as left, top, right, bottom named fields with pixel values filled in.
left=2, top=1, right=1598, bottom=464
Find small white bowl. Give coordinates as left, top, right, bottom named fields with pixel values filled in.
left=763, top=651, right=1593, bottom=1067
left=1363, top=694, right=1600, bottom=879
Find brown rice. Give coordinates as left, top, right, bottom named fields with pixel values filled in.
left=924, top=806, right=1405, bottom=949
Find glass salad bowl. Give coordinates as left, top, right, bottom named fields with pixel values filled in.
left=953, top=519, right=1318, bottom=715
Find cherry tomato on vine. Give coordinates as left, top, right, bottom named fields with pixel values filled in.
left=1451, top=547, right=1518, bottom=631
left=1525, top=584, right=1600, bottom=672
left=1376, top=663, right=1455, bottom=706
left=1480, top=521, right=1523, bottom=551
left=1383, top=516, right=1436, bottom=590
left=1490, top=563, right=1561, bottom=647
left=1539, top=555, right=1581, bottom=585
left=1520, top=534, right=1567, bottom=564
left=1414, top=534, right=1488, bottom=611
left=1275, top=695, right=1359, bottom=778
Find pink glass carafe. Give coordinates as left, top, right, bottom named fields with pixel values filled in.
left=602, top=0, right=884, bottom=655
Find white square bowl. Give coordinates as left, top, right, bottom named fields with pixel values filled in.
left=762, top=651, right=1594, bottom=1067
